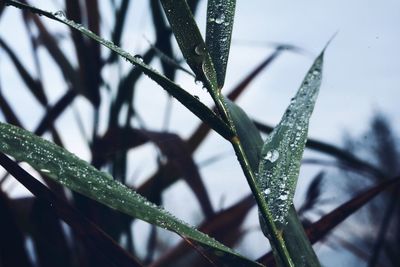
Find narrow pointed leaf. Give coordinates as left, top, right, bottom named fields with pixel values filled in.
left=160, top=0, right=219, bottom=93
left=257, top=51, right=324, bottom=225
left=0, top=122, right=262, bottom=267
left=0, top=37, right=48, bottom=106
left=205, top=0, right=236, bottom=88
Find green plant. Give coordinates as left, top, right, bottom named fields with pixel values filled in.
left=0, top=1, right=398, bottom=267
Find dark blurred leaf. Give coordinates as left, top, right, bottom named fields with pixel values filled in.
left=0, top=190, right=33, bottom=267
left=29, top=200, right=72, bottom=267
left=298, top=171, right=325, bottom=215
left=0, top=152, right=144, bottom=267
left=150, top=0, right=176, bottom=80
left=26, top=13, right=93, bottom=105
left=107, top=0, right=130, bottom=63
left=0, top=123, right=261, bottom=267
left=0, top=87, right=22, bottom=127
left=94, top=127, right=214, bottom=218
left=34, top=89, right=77, bottom=136
left=109, top=48, right=155, bottom=127
left=205, top=0, right=236, bottom=88
left=66, top=0, right=102, bottom=107
left=0, top=37, right=47, bottom=106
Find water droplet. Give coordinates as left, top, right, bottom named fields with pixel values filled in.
left=40, top=169, right=51, bottom=174
left=53, top=10, right=66, bottom=19
left=134, top=55, right=144, bottom=63
left=194, top=44, right=205, bottom=56
left=279, top=194, right=288, bottom=201
left=263, top=188, right=271, bottom=195
left=215, top=14, right=225, bottom=24
left=264, top=149, right=279, bottom=163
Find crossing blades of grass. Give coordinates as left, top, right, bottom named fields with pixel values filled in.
left=0, top=122, right=262, bottom=267
left=4, top=0, right=233, bottom=141
left=205, top=0, right=236, bottom=89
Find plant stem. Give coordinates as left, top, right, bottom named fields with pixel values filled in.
left=230, top=136, right=294, bottom=267
left=211, top=91, right=294, bottom=266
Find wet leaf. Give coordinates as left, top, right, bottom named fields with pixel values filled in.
left=225, top=99, right=263, bottom=172
left=257, top=51, right=324, bottom=225
left=160, top=0, right=219, bottom=94
left=206, top=0, right=236, bottom=88
left=0, top=122, right=262, bottom=267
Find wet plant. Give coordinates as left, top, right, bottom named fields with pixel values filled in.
left=0, top=1, right=398, bottom=266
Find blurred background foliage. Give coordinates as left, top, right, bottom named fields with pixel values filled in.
left=0, top=1, right=399, bottom=266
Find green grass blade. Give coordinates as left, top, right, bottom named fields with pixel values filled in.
left=160, top=0, right=219, bottom=94
left=4, top=0, right=232, bottom=141
left=0, top=122, right=262, bottom=267
left=257, top=51, right=324, bottom=226
left=206, top=0, right=236, bottom=88
left=225, top=99, right=263, bottom=172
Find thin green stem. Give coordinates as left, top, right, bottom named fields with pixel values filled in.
left=230, top=136, right=294, bottom=267
left=211, top=90, right=295, bottom=266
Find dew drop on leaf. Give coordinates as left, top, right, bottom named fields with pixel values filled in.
left=264, top=149, right=279, bottom=163
left=53, top=10, right=66, bottom=19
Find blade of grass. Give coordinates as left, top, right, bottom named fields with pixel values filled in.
left=34, top=89, right=77, bottom=136
left=205, top=0, right=236, bottom=88
left=0, top=87, right=23, bottom=127
left=26, top=13, right=86, bottom=102
left=226, top=47, right=329, bottom=266
left=150, top=0, right=177, bottom=80
left=66, top=0, right=100, bottom=108
left=0, top=191, right=33, bottom=267
left=106, top=0, right=130, bottom=63
left=0, top=152, right=144, bottom=267
left=255, top=50, right=325, bottom=267
left=160, top=0, right=232, bottom=127
left=29, top=199, right=73, bottom=267
left=138, top=48, right=287, bottom=216
left=0, top=123, right=263, bottom=267
left=257, top=50, right=324, bottom=226
left=160, top=0, right=218, bottom=93
left=0, top=37, right=48, bottom=106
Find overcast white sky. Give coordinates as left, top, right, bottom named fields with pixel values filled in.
left=0, top=1, right=399, bottom=266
